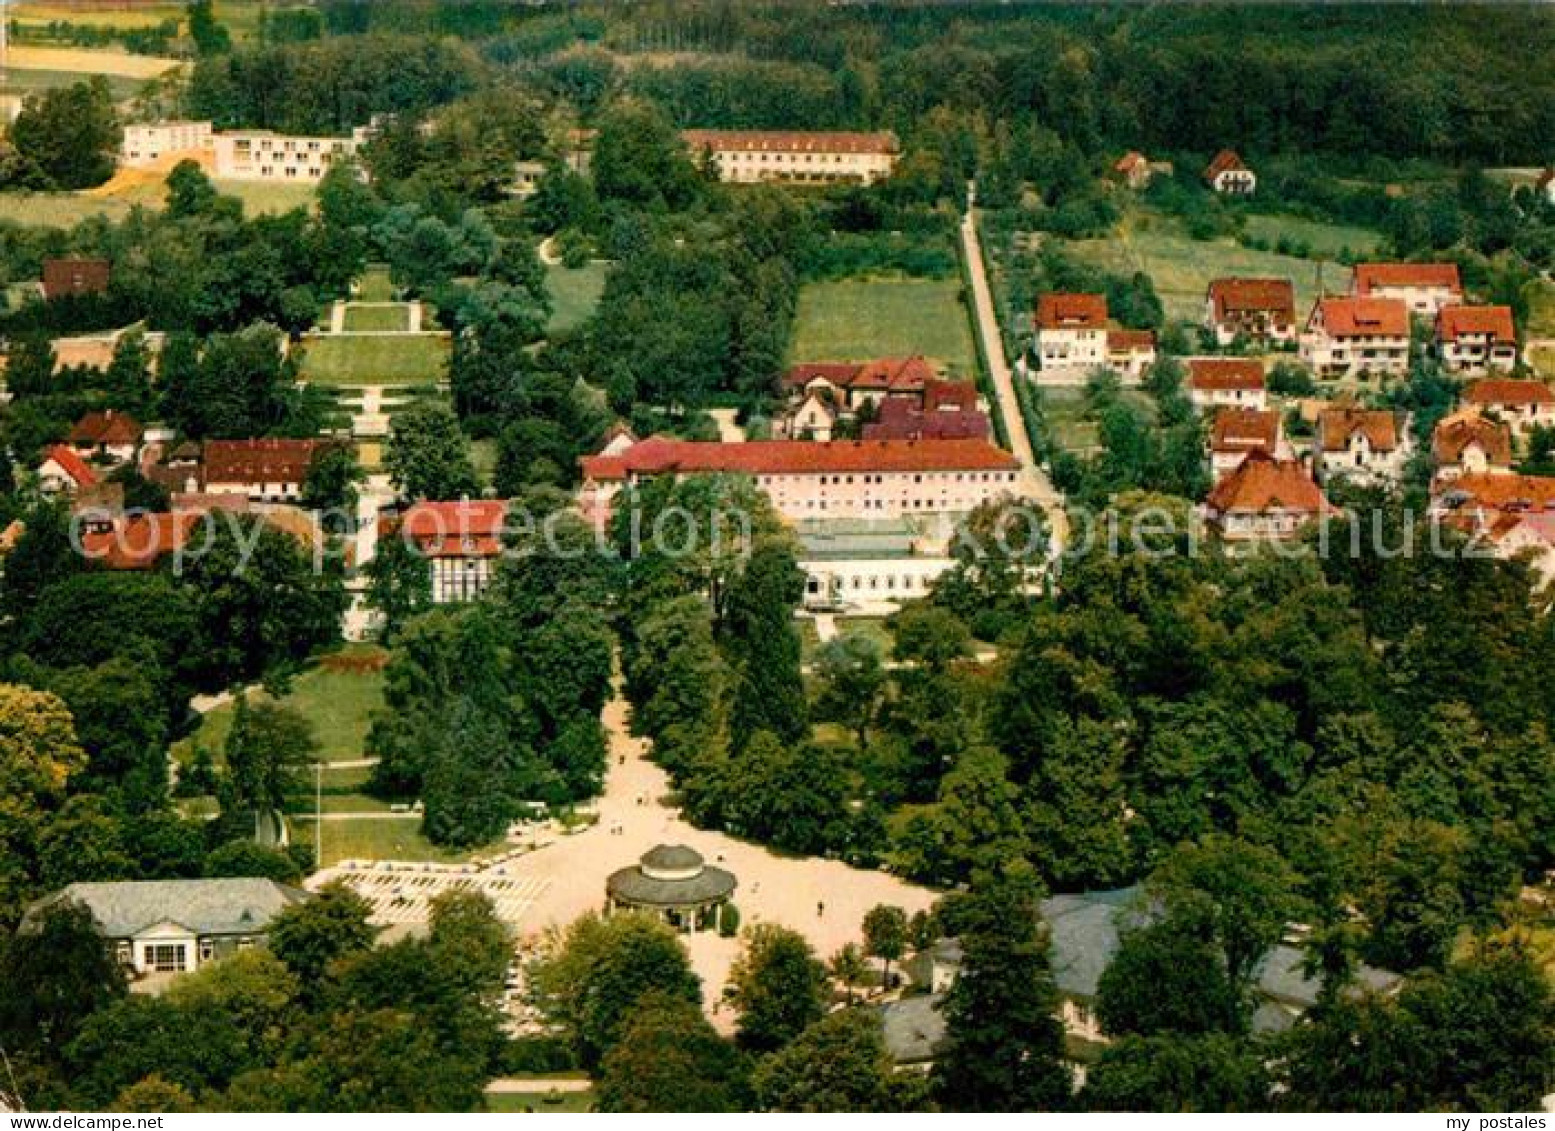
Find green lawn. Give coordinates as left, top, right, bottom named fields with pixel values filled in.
left=1242, top=213, right=1384, bottom=259
left=545, top=261, right=609, bottom=333
left=1040, top=386, right=1157, bottom=456
left=1524, top=279, right=1555, bottom=338
left=792, top=276, right=976, bottom=376
left=293, top=815, right=489, bottom=868
left=1064, top=211, right=1339, bottom=324
left=486, top=1088, right=596, bottom=1114
left=0, top=67, right=145, bottom=98
left=211, top=178, right=317, bottom=217
left=356, top=266, right=397, bottom=302
left=174, top=650, right=388, bottom=768
left=0, top=176, right=313, bottom=230
left=298, top=334, right=450, bottom=386
left=342, top=304, right=411, bottom=333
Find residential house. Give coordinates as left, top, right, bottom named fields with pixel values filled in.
left=578, top=435, right=1022, bottom=525
left=861, top=390, right=989, bottom=443
left=1034, top=293, right=1108, bottom=371
left=1436, top=305, right=1518, bottom=375
left=1462, top=378, right=1555, bottom=437
left=511, top=159, right=546, bottom=198
left=1351, top=262, right=1463, bottom=317
left=22, top=878, right=309, bottom=981
left=41, top=257, right=111, bottom=300
left=1205, top=277, right=1297, bottom=346
left=1313, top=408, right=1407, bottom=485
left=395, top=498, right=509, bottom=604
left=203, top=438, right=333, bottom=502
left=120, top=120, right=213, bottom=168
left=1205, top=449, right=1336, bottom=542
left=1432, top=472, right=1555, bottom=587
left=1112, top=151, right=1152, bottom=190
left=67, top=410, right=142, bottom=465
left=35, top=444, right=97, bottom=496
left=1203, top=149, right=1256, bottom=194
left=778, top=359, right=987, bottom=441
left=1187, top=358, right=1267, bottom=412
left=1209, top=407, right=1284, bottom=480
left=681, top=130, right=898, bottom=185
left=1105, top=329, right=1158, bottom=382
left=1299, top=296, right=1411, bottom=379
left=1432, top=409, right=1513, bottom=483
left=80, top=501, right=324, bottom=571
left=213, top=130, right=364, bottom=183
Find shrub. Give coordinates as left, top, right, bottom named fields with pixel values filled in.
left=718, top=903, right=741, bottom=938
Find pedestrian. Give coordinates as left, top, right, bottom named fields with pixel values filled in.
left=817, top=901, right=825, bottom=918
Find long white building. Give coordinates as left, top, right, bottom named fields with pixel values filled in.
left=213, top=129, right=365, bottom=183
left=681, top=130, right=899, bottom=185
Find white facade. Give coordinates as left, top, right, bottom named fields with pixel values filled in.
left=429, top=555, right=495, bottom=604
left=1441, top=335, right=1518, bottom=375
left=213, top=131, right=362, bottom=183
left=1035, top=326, right=1106, bottom=370
left=684, top=133, right=897, bottom=185
left=121, top=121, right=213, bottom=168
left=1315, top=430, right=1409, bottom=486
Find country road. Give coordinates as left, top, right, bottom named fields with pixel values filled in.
left=960, top=185, right=1068, bottom=552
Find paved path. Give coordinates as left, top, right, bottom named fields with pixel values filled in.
left=961, top=184, right=1068, bottom=554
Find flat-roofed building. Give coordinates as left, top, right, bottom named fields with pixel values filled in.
left=213, top=130, right=363, bottom=182
left=121, top=120, right=213, bottom=168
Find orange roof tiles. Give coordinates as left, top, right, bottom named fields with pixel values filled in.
left=580, top=436, right=1020, bottom=482
left=1035, top=293, right=1107, bottom=331
left=68, top=410, right=142, bottom=449
left=398, top=500, right=509, bottom=558
left=1206, top=450, right=1331, bottom=516
left=1188, top=358, right=1265, bottom=391
left=1114, top=151, right=1147, bottom=174
left=1203, top=149, right=1248, bottom=181
left=1312, top=297, right=1409, bottom=339
left=1207, top=277, right=1295, bottom=320
left=1437, top=305, right=1516, bottom=345
left=204, top=439, right=331, bottom=486
left=784, top=357, right=936, bottom=394
left=1352, top=262, right=1462, bottom=297
left=1107, top=329, right=1157, bottom=352
left=41, top=444, right=97, bottom=488
left=1318, top=409, right=1399, bottom=453
left=1432, top=411, right=1512, bottom=466
left=1440, top=473, right=1555, bottom=510
left=1210, top=408, right=1280, bottom=454
left=1464, top=378, right=1555, bottom=407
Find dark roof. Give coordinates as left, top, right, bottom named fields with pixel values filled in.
left=607, top=845, right=735, bottom=907
left=642, top=844, right=704, bottom=872
left=28, top=878, right=309, bottom=938
left=875, top=994, right=948, bottom=1065
left=42, top=257, right=111, bottom=299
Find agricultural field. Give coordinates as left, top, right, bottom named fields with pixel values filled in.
left=1063, top=209, right=1367, bottom=323
left=792, top=276, right=976, bottom=375
left=0, top=176, right=314, bottom=228
left=12, top=1, right=268, bottom=41
left=342, top=304, right=412, bottom=333
left=298, top=334, right=450, bottom=386
left=0, top=66, right=148, bottom=98
left=545, top=260, right=609, bottom=333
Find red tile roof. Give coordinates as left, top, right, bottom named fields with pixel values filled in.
left=40, top=444, right=97, bottom=488
left=1210, top=408, right=1280, bottom=454
left=1432, top=411, right=1512, bottom=467
left=1440, top=473, right=1555, bottom=511
left=1311, top=296, right=1409, bottom=339
left=1464, top=378, right=1555, bottom=407
left=681, top=129, right=898, bottom=155
left=1352, top=262, right=1462, bottom=297
left=204, top=439, right=330, bottom=486
left=398, top=499, right=509, bottom=558
left=1436, top=304, right=1516, bottom=345
left=41, top=257, right=110, bottom=300
left=863, top=397, right=990, bottom=442
left=1035, top=293, right=1107, bottom=331
left=1206, top=450, right=1332, bottom=516
left=1188, top=358, right=1266, bottom=391
left=1114, top=151, right=1147, bottom=174
left=1203, top=149, right=1248, bottom=181
left=784, top=357, right=935, bottom=394
left=1107, top=328, right=1157, bottom=352
left=1318, top=408, right=1399, bottom=453
left=80, top=512, right=202, bottom=570
left=580, top=436, right=1020, bottom=482
left=1207, top=277, right=1295, bottom=321
left=68, top=410, right=142, bottom=449
left=923, top=378, right=979, bottom=413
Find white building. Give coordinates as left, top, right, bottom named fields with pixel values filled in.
left=1351, top=262, right=1463, bottom=317
left=796, top=517, right=959, bottom=612
left=1187, top=358, right=1268, bottom=412
left=213, top=129, right=364, bottom=182
left=681, top=130, right=898, bottom=185
left=121, top=120, right=213, bottom=168
left=1300, top=297, right=1411, bottom=380
left=1034, top=293, right=1108, bottom=371
left=22, top=879, right=308, bottom=981
left=1203, top=149, right=1256, bottom=195
left=1462, top=378, right=1555, bottom=437
left=1436, top=305, right=1518, bottom=375
left=1313, top=408, right=1408, bottom=486
left=1432, top=410, right=1513, bottom=483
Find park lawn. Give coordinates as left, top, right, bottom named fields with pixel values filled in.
left=486, top=1088, right=596, bottom=1114
left=295, top=815, right=483, bottom=868
left=1242, top=212, right=1384, bottom=258
left=211, top=178, right=317, bottom=216
left=298, top=334, right=450, bottom=385
left=342, top=304, right=412, bottom=333
left=792, top=277, right=976, bottom=376
left=545, top=261, right=609, bottom=332
left=173, top=650, right=388, bottom=768
left=1064, top=211, right=1336, bottom=324
left=356, top=266, right=397, bottom=302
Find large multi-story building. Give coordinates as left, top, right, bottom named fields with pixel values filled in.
left=578, top=435, right=1021, bottom=524
left=1299, top=297, right=1410, bottom=379
left=1351, top=262, right=1463, bottom=317
left=1205, top=277, right=1296, bottom=346
left=1435, top=305, right=1518, bottom=375
left=213, top=130, right=364, bottom=182
left=680, top=130, right=898, bottom=185
left=203, top=438, right=333, bottom=502
left=120, top=120, right=214, bottom=168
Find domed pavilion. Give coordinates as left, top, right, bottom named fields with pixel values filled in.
left=605, top=844, right=736, bottom=933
